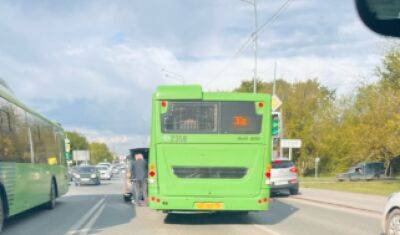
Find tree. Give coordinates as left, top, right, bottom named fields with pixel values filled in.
left=89, top=142, right=114, bottom=165
left=377, top=47, right=400, bottom=90
left=233, top=46, right=400, bottom=176
left=234, top=79, right=337, bottom=174
left=65, top=131, right=89, bottom=151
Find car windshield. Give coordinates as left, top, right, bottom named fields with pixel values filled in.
left=77, top=167, right=96, bottom=173
left=272, top=161, right=294, bottom=169
left=97, top=167, right=108, bottom=171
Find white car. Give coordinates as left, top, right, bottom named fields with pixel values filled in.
left=383, top=192, right=400, bottom=235
left=96, top=166, right=112, bottom=180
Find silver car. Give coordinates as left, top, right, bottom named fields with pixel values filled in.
left=383, top=192, right=400, bottom=235
left=270, top=160, right=299, bottom=195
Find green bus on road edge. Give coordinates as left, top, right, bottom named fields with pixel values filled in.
left=148, top=85, right=272, bottom=213
left=0, top=81, right=69, bottom=231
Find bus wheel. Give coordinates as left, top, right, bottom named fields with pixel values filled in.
left=46, top=181, right=57, bottom=210
left=0, top=194, right=4, bottom=232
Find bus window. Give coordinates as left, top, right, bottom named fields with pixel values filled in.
left=0, top=98, right=15, bottom=162
left=161, top=101, right=262, bottom=134
left=220, top=102, right=262, bottom=134
left=162, top=102, right=218, bottom=133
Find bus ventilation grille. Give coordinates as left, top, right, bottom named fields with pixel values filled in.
left=172, top=167, right=248, bottom=179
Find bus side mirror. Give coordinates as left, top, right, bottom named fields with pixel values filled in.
left=355, top=0, right=400, bottom=37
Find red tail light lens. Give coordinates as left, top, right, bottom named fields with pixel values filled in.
left=265, top=164, right=272, bottom=178
left=161, top=100, right=167, bottom=107
left=290, top=167, right=298, bottom=173
left=149, top=171, right=156, bottom=177
left=258, top=102, right=264, bottom=108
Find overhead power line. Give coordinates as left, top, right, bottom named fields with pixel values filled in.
left=205, top=0, right=294, bottom=89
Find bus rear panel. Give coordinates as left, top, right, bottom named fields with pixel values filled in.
left=148, top=85, right=271, bottom=212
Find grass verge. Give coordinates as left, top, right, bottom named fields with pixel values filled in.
left=300, top=177, right=400, bottom=196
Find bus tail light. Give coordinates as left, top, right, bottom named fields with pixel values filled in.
left=257, top=198, right=268, bottom=204
left=265, top=164, right=272, bottom=184
left=161, top=100, right=168, bottom=107
left=149, top=163, right=156, bottom=178
left=150, top=196, right=161, bottom=203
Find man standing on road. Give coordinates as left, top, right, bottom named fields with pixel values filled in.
left=131, top=153, right=148, bottom=206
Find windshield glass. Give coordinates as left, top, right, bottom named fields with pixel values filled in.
left=272, top=161, right=294, bottom=169
left=77, top=167, right=96, bottom=173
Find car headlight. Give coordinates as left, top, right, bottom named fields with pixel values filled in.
left=91, top=174, right=97, bottom=178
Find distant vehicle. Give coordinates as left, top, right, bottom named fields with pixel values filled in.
left=68, top=166, right=76, bottom=182
left=0, top=80, right=69, bottom=231
left=383, top=192, right=400, bottom=235
left=336, top=162, right=385, bottom=181
left=97, top=166, right=112, bottom=180
left=122, top=148, right=149, bottom=202
left=147, top=85, right=272, bottom=213
left=270, top=160, right=299, bottom=195
left=111, top=165, right=120, bottom=175
left=73, top=166, right=100, bottom=185
left=97, top=162, right=112, bottom=169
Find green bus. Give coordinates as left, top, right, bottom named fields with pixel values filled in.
left=0, top=80, right=69, bottom=231
left=148, top=85, right=272, bottom=213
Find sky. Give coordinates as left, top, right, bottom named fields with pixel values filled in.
left=0, top=0, right=390, bottom=155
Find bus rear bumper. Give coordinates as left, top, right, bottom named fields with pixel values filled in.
left=148, top=192, right=269, bottom=212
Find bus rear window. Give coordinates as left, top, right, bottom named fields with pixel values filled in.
left=162, top=102, right=218, bottom=133
left=161, top=101, right=262, bottom=134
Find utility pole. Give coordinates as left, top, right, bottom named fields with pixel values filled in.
left=273, top=61, right=277, bottom=95
left=240, top=0, right=258, bottom=93
left=253, top=0, right=258, bottom=94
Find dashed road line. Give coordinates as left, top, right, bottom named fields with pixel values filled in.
left=78, top=203, right=106, bottom=235
left=66, top=197, right=105, bottom=235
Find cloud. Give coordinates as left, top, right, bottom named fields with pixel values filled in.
left=0, top=0, right=390, bottom=154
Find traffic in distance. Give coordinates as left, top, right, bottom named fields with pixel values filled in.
left=0, top=0, right=400, bottom=235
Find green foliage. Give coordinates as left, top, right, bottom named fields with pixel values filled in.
left=65, top=131, right=89, bottom=151
left=89, top=142, right=114, bottom=165
left=234, top=47, right=400, bottom=175
left=65, top=131, right=114, bottom=165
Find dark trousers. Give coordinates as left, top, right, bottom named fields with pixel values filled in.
left=133, top=179, right=147, bottom=202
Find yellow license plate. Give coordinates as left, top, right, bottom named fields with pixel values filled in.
left=194, top=202, right=223, bottom=210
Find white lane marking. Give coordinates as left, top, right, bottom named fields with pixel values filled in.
left=252, top=224, right=281, bottom=235
left=78, top=203, right=106, bottom=235
left=66, top=198, right=105, bottom=235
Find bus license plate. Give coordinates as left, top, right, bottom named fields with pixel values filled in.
left=195, top=202, right=223, bottom=210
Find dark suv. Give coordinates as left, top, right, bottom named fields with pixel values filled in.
left=336, top=162, right=385, bottom=181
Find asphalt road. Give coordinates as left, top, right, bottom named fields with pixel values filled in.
left=1, top=176, right=382, bottom=235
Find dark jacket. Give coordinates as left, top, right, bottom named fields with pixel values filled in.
left=131, top=159, right=148, bottom=181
